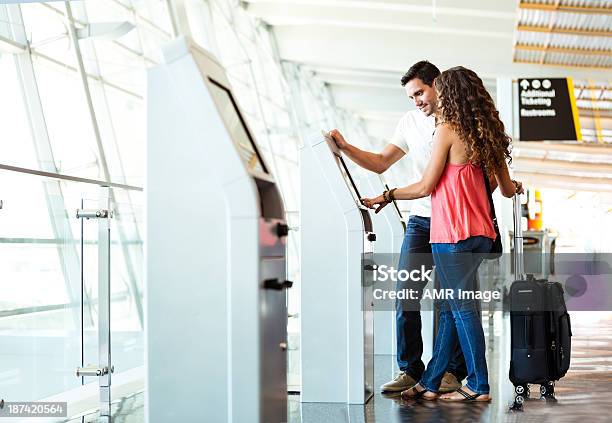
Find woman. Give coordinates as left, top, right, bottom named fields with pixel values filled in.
left=362, top=66, right=523, bottom=402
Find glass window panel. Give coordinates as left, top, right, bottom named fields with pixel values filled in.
left=104, top=89, right=144, bottom=185
left=88, top=80, right=145, bottom=186
left=84, top=39, right=146, bottom=95
left=21, top=3, right=73, bottom=65
left=132, top=0, right=173, bottom=34
left=0, top=54, right=39, bottom=169
left=82, top=0, right=128, bottom=21
left=113, top=27, right=145, bottom=57
left=0, top=6, right=12, bottom=39
left=138, top=25, right=170, bottom=60
left=32, top=56, right=101, bottom=179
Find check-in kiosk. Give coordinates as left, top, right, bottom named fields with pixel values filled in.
left=300, top=133, right=375, bottom=404
left=351, top=166, right=434, bottom=365
left=146, top=36, right=289, bottom=423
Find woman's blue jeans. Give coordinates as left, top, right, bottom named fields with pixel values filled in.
left=419, top=236, right=492, bottom=395
left=396, top=216, right=467, bottom=382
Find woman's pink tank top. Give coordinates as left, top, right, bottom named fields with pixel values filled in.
left=430, top=162, right=496, bottom=244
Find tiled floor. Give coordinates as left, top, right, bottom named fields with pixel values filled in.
left=66, top=312, right=612, bottom=422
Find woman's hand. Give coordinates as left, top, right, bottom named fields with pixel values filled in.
left=361, top=195, right=389, bottom=213
left=512, top=179, right=524, bottom=195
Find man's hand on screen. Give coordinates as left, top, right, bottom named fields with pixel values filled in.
left=327, top=129, right=348, bottom=150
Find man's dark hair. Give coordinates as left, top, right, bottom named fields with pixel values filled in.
left=400, top=61, right=441, bottom=87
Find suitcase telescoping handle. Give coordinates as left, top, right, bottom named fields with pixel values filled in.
left=513, top=194, right=525, bottom=280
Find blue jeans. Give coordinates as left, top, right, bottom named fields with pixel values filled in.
left=396, top=216, right=467, bottom=381
left=419, top=236, right=493, bottom=394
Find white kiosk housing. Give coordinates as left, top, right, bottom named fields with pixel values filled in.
left=146, top=37, right=289, bottom=422
left=354, top=171, right=434, bottom=362
left=352, top=170, right=404, bottom=356
left=300, top=133, right=375, bottom=404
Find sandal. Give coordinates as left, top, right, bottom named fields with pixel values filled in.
left=400, top=385, right=438, bottom=401
left=439, top=387, right=491, bottom=402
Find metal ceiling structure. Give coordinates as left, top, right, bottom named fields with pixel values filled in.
left=574, top=82, right=612, bottom=143
left=513, top=0, right=612, bottom=69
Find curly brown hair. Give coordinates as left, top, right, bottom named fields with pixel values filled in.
left=434, top=66, right=512, bottom=172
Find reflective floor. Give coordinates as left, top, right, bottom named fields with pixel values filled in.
left=64, top=391, right=144, bottom=423
left=66, top=312, right=612, bottom=422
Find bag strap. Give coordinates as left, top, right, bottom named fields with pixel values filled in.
left=481, top=165, right=498, bottom=228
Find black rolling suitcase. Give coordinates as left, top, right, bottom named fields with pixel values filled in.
left=509, top=195, right=572, bottom=404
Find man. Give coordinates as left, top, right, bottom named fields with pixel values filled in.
left=328, top=61, right=466, bottom=393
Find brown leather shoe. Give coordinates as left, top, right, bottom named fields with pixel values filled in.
left=380, top=371, right=417, bottom=393
left=439, top=372, right=462, bottom=393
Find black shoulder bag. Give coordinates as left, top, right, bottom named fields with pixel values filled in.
left=482, top=166, right=503, bottom=259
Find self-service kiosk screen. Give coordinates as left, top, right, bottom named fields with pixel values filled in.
left=384, top=183, right=404, bottom=220
left=208, top=79, right=268, bottom=174
left=385, top=183, right=406, bottom=230
left=336, top=155, right=363, bottom=205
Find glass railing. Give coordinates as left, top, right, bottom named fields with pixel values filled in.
left=0, top=164, right=143, bottom=413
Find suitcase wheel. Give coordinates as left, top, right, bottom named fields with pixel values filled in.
left=540, top=382, right=555, bottom=397
left=509, top=396, right=524, bottom=412
left=515, top=384, right=529, bottom=397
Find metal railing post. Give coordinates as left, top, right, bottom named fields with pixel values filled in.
left=76, top=186, right=114, bottom=417
left=98, top=186, right=112, bottom=417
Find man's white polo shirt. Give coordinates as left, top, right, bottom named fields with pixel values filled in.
left=390, top=110, right=435, bottom=218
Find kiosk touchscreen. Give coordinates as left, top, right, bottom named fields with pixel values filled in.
left=300, top=133, right=375, bottom=404
left=146, top=37, right=290, bottom=423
